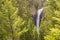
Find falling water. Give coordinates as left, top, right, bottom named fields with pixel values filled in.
left=36, top=7, right=44, bottom=35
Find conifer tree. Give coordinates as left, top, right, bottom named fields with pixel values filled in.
left=0, top=0, right=28, bottom=40
left=40, top=0, right=60, bottom=40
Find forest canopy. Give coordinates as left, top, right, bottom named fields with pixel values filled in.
left=0, top=0, right=60, bottom=40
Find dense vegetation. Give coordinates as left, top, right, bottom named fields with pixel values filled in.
left=0, top=0, right=60, bottom=40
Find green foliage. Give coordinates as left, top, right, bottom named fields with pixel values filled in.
left=17, top=0, right=39, bottom=40
left=44, top=28, right=60, bottom=40
left=40, top=0, right=60, bottom=40
left=0, top=0, right=38, bottom=40
left=1, top=0, right=60, bottom=40
left=0, top=0, right=29, bottom=40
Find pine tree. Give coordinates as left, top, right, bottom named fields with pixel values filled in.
left=40, top=0, right=60, bottom=40
left=0, top=0, right=28, bottom=40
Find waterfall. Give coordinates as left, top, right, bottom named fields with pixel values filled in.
left=36, top=7, right=44, bottom=35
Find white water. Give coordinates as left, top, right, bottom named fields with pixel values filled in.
left=36, top=7, right=44, bottom=35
